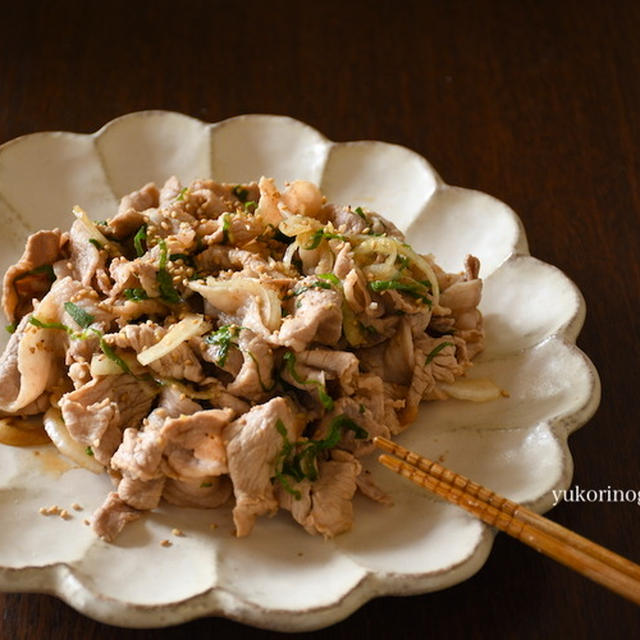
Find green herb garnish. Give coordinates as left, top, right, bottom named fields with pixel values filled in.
left=274, top=414, right=368, bottom=497
left=204, top=324, right=241, bottom=367
left=368, top=279, right=432, bottom=306
left=232, top=185, right=249, bottom=202
left=156, top=239, right=181, bottom=304
left=133, top=224, right=147, bottom=257
left=14, top=264, right=56, bottom=283
left=63, top=302, right=95, bottom=329
left=85, top=446, right=94, bottom=457
left=88, top=238, right=103, bottom=250
left=304, top=229, right=346, bottom=250
left=175, top=187, right=188, bottom=202
left=425, top=341, right=455, bottom=365
left=30, top=311, right=132, bottom=375
left=317, top=272, right=340, bottom=285
left=354, top=206, right=367, bottom=221
left=200, top=481, right=213, bottom=488
left=282, top=351, right=333, bottom=410
left=247, top=350, right=275, bottom=392
left=123, top=288, right=149, bottom=301
left=221, top=213, right=231, bottom=244
left=244, top=200, right=257, bottom=212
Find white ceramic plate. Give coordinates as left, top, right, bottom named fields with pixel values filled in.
left=0, top=112, right=600, bottom=631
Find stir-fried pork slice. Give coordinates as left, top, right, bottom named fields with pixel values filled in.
left=107, top=182, right=159, bottom=239
left=108, top=322, right=204, bottom=382
left=108, top=256, right=160, bottom=299
left=403, top=335, right=461, bottom=423
left=117, top=476, right=165, bottom=510
left=2, top=229, right=66, bottom=323
left=316, top=397, right=388, bottom=457
left=106, top=298, right=168, bottom=327
left=278, top=449, right=361, bottom=537
left=68, top=219, right=108, bottom=288
left=162, top=408, right=234, bottom=480
left=92, top=492, right=142, bottom=542
left=277, top=281, right=343, bottom=351
left=163, top=476, right=233, bottom=508
left=0, top=277, right=101, bottom=413
left=183, top=179, right=259, bottom=219
left=352, top=373, right=385, bottom=423
left=190, top=334, right=244, bottom=377
left=60, top=374, right=156, bottom=465
left=226, top=330, right=274, bottom=400
left=223, top=397, right=303, bottom=537
left=356, top=470, right=393, bottom=506
left=439, top=278, right=482, bottom=331
left=0, top=315, right=32, bottom=412
left=305, top=450, right=361, bottom=537
left=159, top=176, right=182, bottom=207
left=324, top=204, right=403, bottom=239
left=111, top=388, right=201, bottom=481
left=296, top=349, right=359, bottom=395
left=357, top=317, right=415, bottom=385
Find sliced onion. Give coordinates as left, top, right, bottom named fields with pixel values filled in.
left=354, top=236, right=398, bottom=279
left=73, top=205, right=109, bottom=246
left=188, top=277, right=282, bottom=332
left=396, top=242, right=440, bottom=306
left=278, top=213, right=321, bottom=238
left=90, top=353, right=126, bottom=376
left=282, top=239, right=299, bottom=268
left=137, top=313, right=211, bottom=366
left=43, top=407, right=104, bottom=472
left=438, top=378, right=503, bottom=402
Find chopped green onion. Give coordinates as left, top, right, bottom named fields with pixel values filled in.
left=97, top=336, right=132, bottom=374
left=425, top=341, right=455, bottom=365
left=354, top=206, right=367, bottom=221
left=273, top=414, right=368, bottom=495
left=30, top=314, right=132, bottom=375
left=317, top=272, right=340, bottom=285
left=369, top=279, right=432, bottom=306
left=88, top=238, right=103, bottom=250
left=5, top=323, right=16, bottom=334
left=304, top=229, right=346, bottom=250
left=63, top=302, right=95, bottom=329
left=123, top=288, right=149, bottom=301
left=175, top=187, right=188, bottom=202
left=247, top=350, right=275, bottom=392
left=14, top=264, right=56, bottom=283
left=232, top=185, right=249, bottom=202
left=200, top=481, right=213, bottom=488
left=244, top=200, right=257, bottom=212
left=156, top=240, right=181, bottom=304
left=204, top=324, right=241, bottom=367
left=221, top=213, right=231, bottom=244
left=85, top=446, right=94, bottom=457
left=282, top=351, right=333, bottom=410
left=292, top=280, right=333, bottom=296
left=134, top=224, right=147, bottom=257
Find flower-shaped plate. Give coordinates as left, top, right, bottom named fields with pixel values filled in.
left=0, top=112, right=600, bottom=631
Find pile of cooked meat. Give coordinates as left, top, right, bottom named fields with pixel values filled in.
left=0, top=176, right=486, bottom=542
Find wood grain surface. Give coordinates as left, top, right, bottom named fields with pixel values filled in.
left=1, top=1, right=638, bottom=637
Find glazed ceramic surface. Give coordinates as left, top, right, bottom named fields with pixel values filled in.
left=0, top=112, right=600, bottom=630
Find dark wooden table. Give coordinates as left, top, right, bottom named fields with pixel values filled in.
left=1, top=1, right=638, bottom=637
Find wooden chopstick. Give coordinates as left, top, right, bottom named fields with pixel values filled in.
left=373, top=435, right=640, bottom=606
